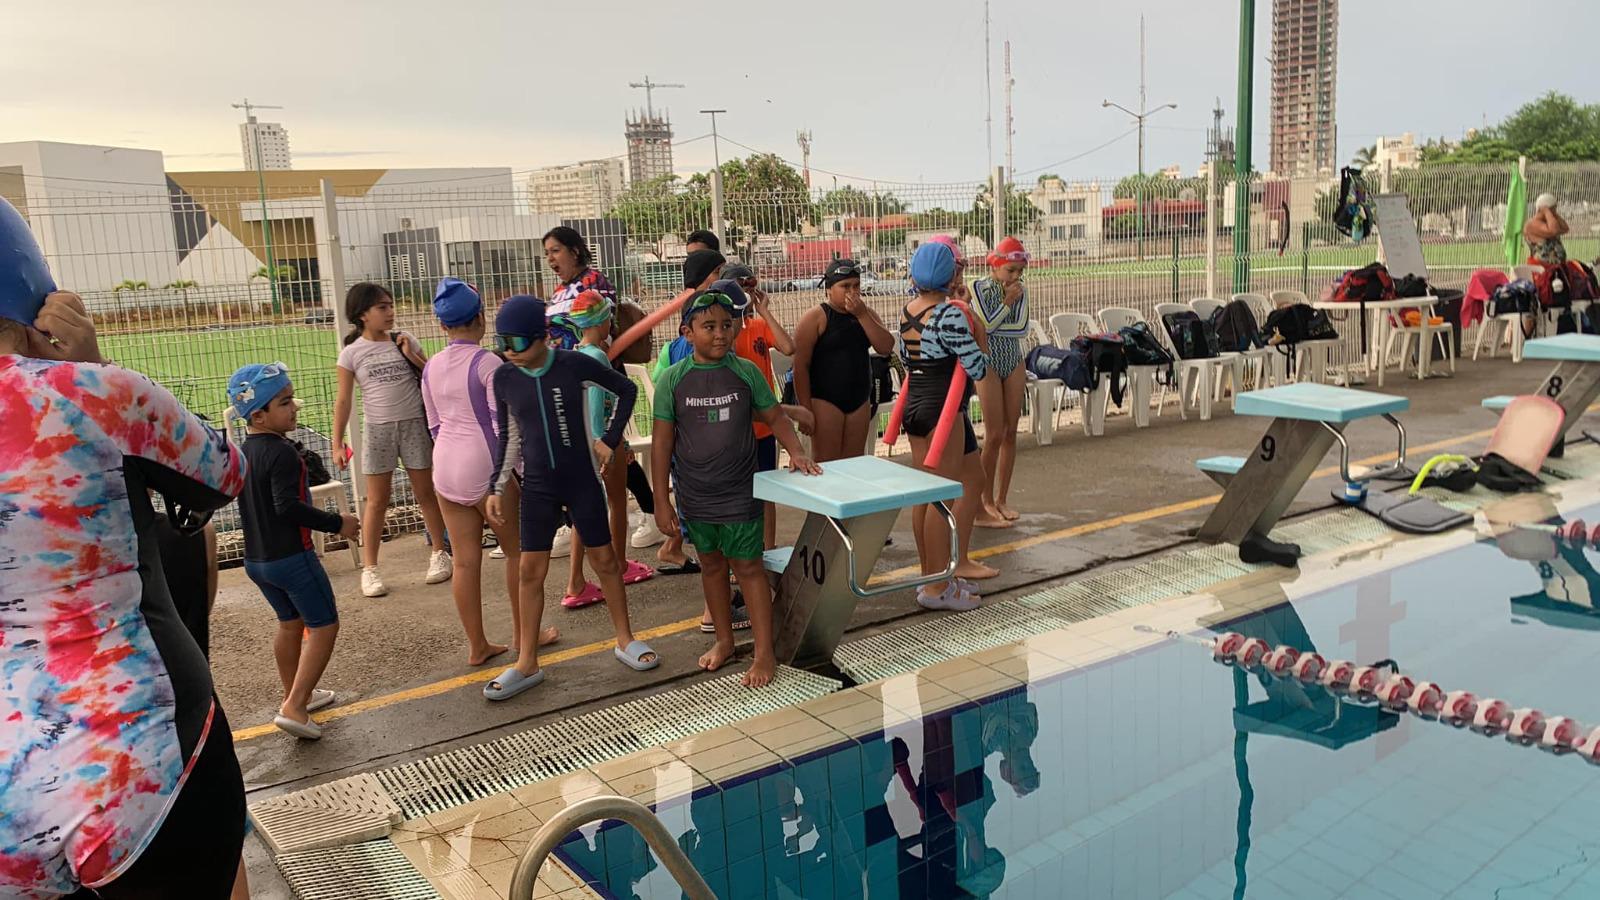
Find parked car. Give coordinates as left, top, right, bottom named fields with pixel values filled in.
left=780, top=276, right=824, bottom=292
left=860, top=271, right=909, bottom=295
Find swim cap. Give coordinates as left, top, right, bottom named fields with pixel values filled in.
left=683, top=248, right=726, bottom=289
left=910, top=242, right=956, bottom=293
left=432, top=277, right=482, bottom=327
left=989, top=236, right=1030, bottom=267
left=928, top=234, right=965, bottom=264
left=495, top=294, right=548, bottom=339
left=705, top=278, right=749, bottom=311
left=0, top=196, right=56, bottom=326
left=546, top=314, right=581, bottom=350
left=227, top=362, right=293, bottom=420
left=567, top=289, right=614, bottom=330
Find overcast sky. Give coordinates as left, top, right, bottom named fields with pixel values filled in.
left=7, top=0, right=1596, bottom=187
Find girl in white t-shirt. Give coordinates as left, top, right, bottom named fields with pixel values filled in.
left=333, top=282, right=452, bottom=597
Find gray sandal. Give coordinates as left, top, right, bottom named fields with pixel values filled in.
left=484, top=667, right=545, bottom=701
left=614, top=640, right=660, bottom=671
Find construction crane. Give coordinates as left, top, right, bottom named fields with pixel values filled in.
left=796, top=129, right=813, bottom=189
left=628, top=77, right=684, bottom=120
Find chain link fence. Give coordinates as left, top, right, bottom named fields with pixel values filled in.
left=14, top=158, right=1600, bottom=560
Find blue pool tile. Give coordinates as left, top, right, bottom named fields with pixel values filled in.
left=725, top=813, right=765, bottom=865
left=559, top=836, right=604, bottom=879
left=725, top=855, right=765, bottom=900
left=758, top=769, right=794, bottom=814
left=688, top=791, right=725, bottom=833
left=762, top=845, right=799, bottom=889
left=698, top=866, right=730, bottom=899
left=720, top=778, right=759, bottom=819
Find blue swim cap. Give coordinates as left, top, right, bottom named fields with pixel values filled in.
left=0, top=197, right=56, bottom=326
left=495, top=294, right=548, bottom=339
left=227, top=362, right=293, bottom=420
left=910, top=241, right=956, bottom=293
left=433, top=277, right=482, bottom=327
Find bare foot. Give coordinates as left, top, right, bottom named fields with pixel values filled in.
left=974, top=514, right=1014, bottom=529
left=699, top=640, right=736, bottom=672
left=467, top=642, right=509, bottom=666
left=955, top=560, right=1000, bottom=580
left=509, top=626, right=560, bottom=656
left=999, top=504, right=1020, bottom=521
left=743, top=655, right=776, bottom=688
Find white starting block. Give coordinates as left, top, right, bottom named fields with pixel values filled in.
left=1525, top=334, right=1600, bottom=444
left=755, top=456, right=961, bottom=670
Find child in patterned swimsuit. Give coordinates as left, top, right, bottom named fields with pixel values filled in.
left=972, top=236, right=1032, bottom=527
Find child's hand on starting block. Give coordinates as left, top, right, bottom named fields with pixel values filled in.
left=788, top=454, right=823, bottom=476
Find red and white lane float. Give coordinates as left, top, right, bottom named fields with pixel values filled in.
left=1543, top=716, right=1582, bottom=750
left=1373, top=674, right=1416, bottom=709
left=1519, top=518, right=1600, bottom=549
left=1406, top=681, right=1445, bottom=717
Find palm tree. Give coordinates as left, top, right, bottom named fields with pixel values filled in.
left=1352, top=144, right=1377, bottom=170
left=249, top=265, right=294, bottom=314
left=113, top=279, right=150, bottom=292
left=165, top=279, right=200, bottom=327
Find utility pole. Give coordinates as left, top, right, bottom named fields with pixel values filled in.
left=628, top=76, right=684, bottom=121
left=1234, top=0, right=1256, bottom=291
left=701, top=110, right=727, bottom=243
left=1102, top=16, right=1176, bottom=260
left=232, top=98, right=284, bottom=313
left=984, top=1, right=994, bottom=177
left=1004, top=40, right=1015, bottom=195
left=796, top=129, right=813, bottom=190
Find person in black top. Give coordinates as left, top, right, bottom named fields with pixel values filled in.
left=229, top=362, right=361, bottom=740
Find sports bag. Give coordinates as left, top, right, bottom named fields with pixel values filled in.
left=1210, top=300, right=1263, bottom=352
left=1160, top=311, right=1218, bottom=360
left=1025, top=343, right=1094, bottom=392
left=1117, top=322, right=1175, bottom=385
left=1331, top=263, right=1396, bottom=302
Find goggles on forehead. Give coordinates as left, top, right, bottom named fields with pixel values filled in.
left=689, top=291, right=740, bottom=312
left=992, top=249, right=1031, bottom=264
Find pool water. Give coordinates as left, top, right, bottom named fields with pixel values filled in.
left=558, top=512, right=1600, bottom=899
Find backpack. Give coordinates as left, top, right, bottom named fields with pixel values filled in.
left=1117, top=322, right=1175, bottom=385
left=1393, top=275, right=1430, bottom=298
left=1331, top=263, right=1396, bottom=302
left=1536, top=261, right=1600, bottom=308
left=1077, top=333, right=1128, bottom=407
left=1490, top=279, right=1538, bottom=316
left=1264, top=304, right=1338, bottom=344
left=1210, top=300, right=1263, bottom=353
left=1332, top=166, right=1374, bottom=241
left=1026, top=343, right=1095, bottom=392
left=1160, top=310, right=1219, bottom=360
left=293, top=440, right=333, bottom=487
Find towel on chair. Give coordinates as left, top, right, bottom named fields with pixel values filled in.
left=1463, top=269, right=1511, bottom=328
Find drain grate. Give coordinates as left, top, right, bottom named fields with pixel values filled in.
left=250, top=773, right=403, bottom=855
left=374, top=666, right=839, bottom=819
left=276, top=840, right=441, bottom=899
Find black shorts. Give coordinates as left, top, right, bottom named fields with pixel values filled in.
left=522, top=476, right=610, bottom=552
left=91, top=701, right=245, bottom=899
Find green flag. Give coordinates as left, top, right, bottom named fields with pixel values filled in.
left=1505, top=163, right=1527, bottom=270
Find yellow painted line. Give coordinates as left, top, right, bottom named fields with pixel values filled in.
left=229, top=420, right=1524, bottom=742
left=232, top=617, right=705, bottom=742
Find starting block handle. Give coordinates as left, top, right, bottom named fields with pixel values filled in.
left=824, top=502, right=957, bottom=599
left=1321, top=413, right=1409, bottom=484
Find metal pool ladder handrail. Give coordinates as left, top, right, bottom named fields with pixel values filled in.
left=509, top=794, right=716, bottom=900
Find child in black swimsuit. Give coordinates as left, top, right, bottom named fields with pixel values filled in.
left=898, top=242, right=998, bottom=611
left=793, top=258, right=896, bottom=461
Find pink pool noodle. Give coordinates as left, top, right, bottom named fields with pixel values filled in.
left=921, top=366, right=968, bottom=470
left=608, top=287, right=696, bottom=362
left=882, top=372, right=910, bottom=447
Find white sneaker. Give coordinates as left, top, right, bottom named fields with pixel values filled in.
left=361, top=567, right=388, bottom=598
left=917, top=582, right=980, bottom=612
left=488, top=545, right=506, bottom=559
left=550, top=525, right=573, bottom=559
left=426, top=550, right=453, bottom=584
left=630, top=515, right=666, bottom=549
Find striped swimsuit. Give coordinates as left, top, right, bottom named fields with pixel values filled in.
left=972, top=277, right=1029, bottom=378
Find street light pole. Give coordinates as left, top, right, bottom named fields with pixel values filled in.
left=700, top=109, right=727, bottom=243
left=1102, top=16, right=1175, bottom=261
left=232, top=97, right=284, bottom=313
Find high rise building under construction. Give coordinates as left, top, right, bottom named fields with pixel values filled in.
left=625, top=113, right=674, bottom=185
left=1269, top=0, right=1338, bottom=177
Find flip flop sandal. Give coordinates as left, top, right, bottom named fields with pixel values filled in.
left=561, top=583, right=604, bottom=609
left=622, top=559, right=656, bottom=585
left=306, top=689, right=336, bottom=713
left=273, top=714, right=322, bottom=740
left=483, top=667, right=545, bottom=701
left=614, top=639, right=660, bottom=671
left=655, top=558, right=702, bottom=576
left=700, top=606, right=752, bottom=633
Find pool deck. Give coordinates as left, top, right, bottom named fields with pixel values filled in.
left=226, top=353, right=1574, bottom=897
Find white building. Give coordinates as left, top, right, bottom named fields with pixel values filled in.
left=1373, top=132, right=1421, bottom=171
left=240, top=117, right=292, bottom=170
left=527, top=159, right=625, bottom=219
left=0, top=140, right=180, bottom=296
left=1029, top=177, right=1104, bottom=259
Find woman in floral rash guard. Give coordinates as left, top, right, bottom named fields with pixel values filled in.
left=0, top=295, right=248, bottom=898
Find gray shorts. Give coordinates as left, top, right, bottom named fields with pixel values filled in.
left=363, top=417, right=433, bottom=474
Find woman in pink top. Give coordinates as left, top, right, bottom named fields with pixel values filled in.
left=423, top=280, right=558, bottom=665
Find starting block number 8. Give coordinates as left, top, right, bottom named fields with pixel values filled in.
left=1548, top=376, right=1565, bottom=399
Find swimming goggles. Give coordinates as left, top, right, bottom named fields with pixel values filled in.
left=494, top=334, right=535, bottom=353
left=688, top=291, right=740, bottom=313
left=992, top=249, right=1031, bottom=264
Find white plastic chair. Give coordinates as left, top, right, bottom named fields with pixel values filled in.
left=623, top=363, right=656, bottom=483
left=1097, top=307, right=1165, bottom=427
left=1267, top=289, right=1343, bottom=384
left=1151, top=303, right=1241, bottom=420
left=1382, top=299, right=1457, bottom=379
left=1047, top=313, right=1106, bottom=436
left=1472, top=278, right=1527, bottom=364
left=221, top=408, right=360, bottom=566
left=1193, top=297, right=1275, bottom=393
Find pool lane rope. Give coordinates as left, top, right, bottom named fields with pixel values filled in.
left=1137, top=625, right=1600, bottom=761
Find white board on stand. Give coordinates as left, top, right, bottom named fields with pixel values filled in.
left=1372, top=193, right=1428, bottom=280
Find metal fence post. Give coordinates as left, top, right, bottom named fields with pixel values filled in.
left=710, top=167, right=726, bottom=246
left=1205, top=163, right=1217, bottom=298
left=1171, top=232, right=1180, bottom=303
left=320, top=178, right=363, bottom=510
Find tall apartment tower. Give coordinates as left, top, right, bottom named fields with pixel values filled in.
left=1269, top=0, right=1338, bottom=177
left=625, top=112, right=673, bottom=185
left=239, top=116, right=292, bottom=170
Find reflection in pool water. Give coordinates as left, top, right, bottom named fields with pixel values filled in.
left=559, top=517, right=1600, bottom=899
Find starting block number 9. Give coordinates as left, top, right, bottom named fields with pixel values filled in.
left=1259, top=435, right=1277, bottom=462
left=797, top=546, right=827, bottom=586
left=1548, top=375, right=1565, bottom=399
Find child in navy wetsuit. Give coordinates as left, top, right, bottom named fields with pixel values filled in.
left=483, top=295, right=658, bottom=700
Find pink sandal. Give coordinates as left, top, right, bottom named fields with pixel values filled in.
left=561, top=582, right=604, bottom=609
left=622, top=559, right=656, bottom=585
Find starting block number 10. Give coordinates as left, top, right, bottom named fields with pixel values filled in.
left=796, top=546, right=827, bottom=586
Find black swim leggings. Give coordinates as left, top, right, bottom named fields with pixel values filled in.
left=627, top=460, right=654, bottom=515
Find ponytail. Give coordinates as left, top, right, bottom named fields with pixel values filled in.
left=343, top=282, right=392, bottom=345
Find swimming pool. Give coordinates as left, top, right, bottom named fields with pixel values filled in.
left=556, top=502, right=1600, bottom=899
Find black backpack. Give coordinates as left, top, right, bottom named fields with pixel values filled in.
left=1076, top=333, right=1128, bottom=407
left=1210, top=300, right=1263, bottom=352
left=1161, top=310, right=1219, bottom=360
left=1026, top=343, right=1095, bottom=392
left=1117, top=322, right=1175, bottom=385
left=1264, top=304, right=1337, bottom=344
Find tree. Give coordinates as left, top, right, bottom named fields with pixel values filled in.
left=965, top=181, right=1043, bottom=247
left=1352, top=144, right=1376, bottom=169
left=818, top=185, right=906, bottom=218
left=165, top=279, right=200, bottom=327
left=686, top=153, right=815, bottom=261
left=607, top=174, right=710, bottom=245
left=1427, top=92, right=1600, bottom=163
left=248, top=265, right=293, bottom=312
